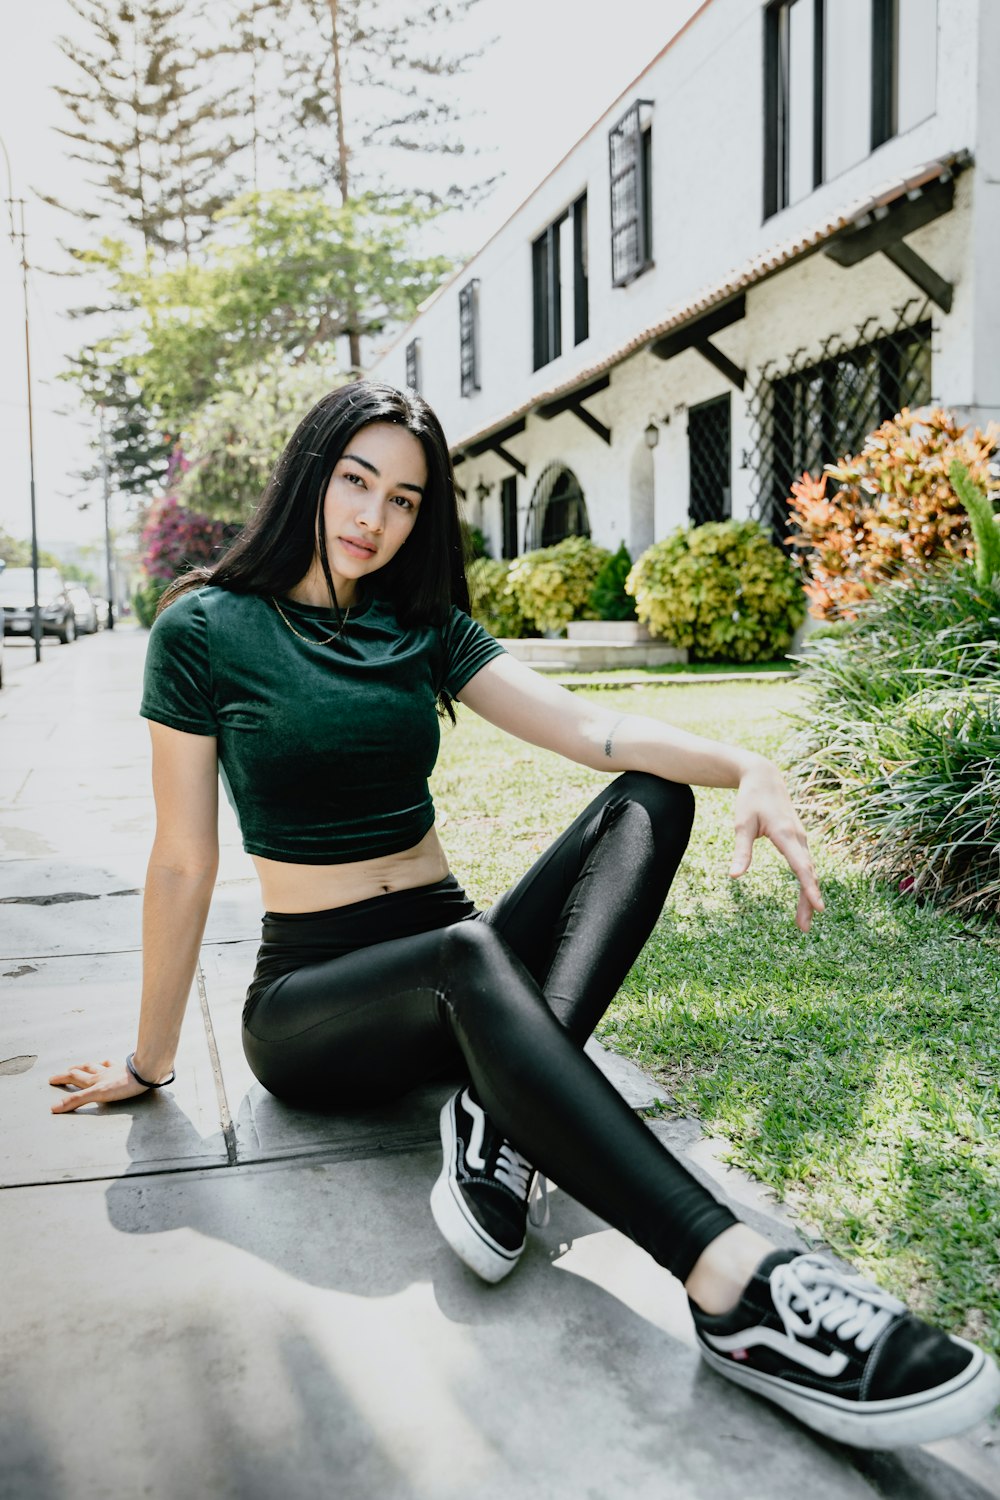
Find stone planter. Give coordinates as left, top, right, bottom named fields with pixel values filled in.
left=566, top=620, right=652, bottom=643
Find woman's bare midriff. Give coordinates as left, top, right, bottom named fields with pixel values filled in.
left=251, top=823, right=452, bottom=914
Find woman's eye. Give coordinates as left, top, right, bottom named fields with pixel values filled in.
left=344, top=471, right=365, bottom=486
left=392, top=495, right=414, bottom=510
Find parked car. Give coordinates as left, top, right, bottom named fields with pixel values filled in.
left=0, top=561, right=5, bottom=686
left=1, top=567, right=76, bottom=644
left=67, top=584, right=99, bottom=634
left=91, top=595, right=111, bottom=629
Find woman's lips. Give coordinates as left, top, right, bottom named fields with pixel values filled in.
left=339, top=535, right=377, bottom=559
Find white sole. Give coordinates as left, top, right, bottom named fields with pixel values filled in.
left=430, top=1098, right=524, bottom=1284
left=698, top=1337, right=1000, bottom=1450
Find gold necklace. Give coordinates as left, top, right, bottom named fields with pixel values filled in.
left=270, top=595, right=351, bottom=645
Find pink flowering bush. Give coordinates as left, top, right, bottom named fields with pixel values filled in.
left=134, top=450, right=240, bottom=625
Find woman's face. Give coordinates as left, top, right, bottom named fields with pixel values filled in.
left=319, top=421, right=428, bottom=600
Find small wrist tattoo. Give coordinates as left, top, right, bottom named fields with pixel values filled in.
left=604, top=716, right=625, bottom=759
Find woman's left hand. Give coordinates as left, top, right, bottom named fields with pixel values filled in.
left=730, top=757, right=824, bottom=932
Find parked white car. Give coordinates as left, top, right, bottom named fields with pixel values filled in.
left=67, top=584, right=99, bottom=635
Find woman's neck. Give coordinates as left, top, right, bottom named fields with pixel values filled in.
left=287, top=562, right=356, bottom=609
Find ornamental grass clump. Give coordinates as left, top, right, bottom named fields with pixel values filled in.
left=626, top=519, right=805, bottom=662
left=506, top=535, right=610, bottom=635
left=786, top=564, right=1000, bottom=917
left=467, top=557, right=526, bottom=638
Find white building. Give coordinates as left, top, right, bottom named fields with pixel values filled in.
left=368, top=0, right=999, bottom=565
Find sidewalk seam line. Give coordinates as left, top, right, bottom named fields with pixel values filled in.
left=195, top=957, right=238, bottom=1167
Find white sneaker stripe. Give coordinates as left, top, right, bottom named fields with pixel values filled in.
left=704, top=1326, right=850, bottom=1377
left=461, top=1088, right=488, bottom=1171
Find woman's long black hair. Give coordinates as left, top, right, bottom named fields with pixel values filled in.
left=158, top=380, right=470, bottom=628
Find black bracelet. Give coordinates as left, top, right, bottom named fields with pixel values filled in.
left=126, top=1052, right=176, bottom=1089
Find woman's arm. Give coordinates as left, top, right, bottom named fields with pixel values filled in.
left=457, top=653, right=823, bottom=932
left=50, top=723, right=220, bottom=1112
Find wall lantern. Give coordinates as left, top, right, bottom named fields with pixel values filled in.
left=644, top=420, right=659, bottom=449
left=475, top=478, right=491, bottom=505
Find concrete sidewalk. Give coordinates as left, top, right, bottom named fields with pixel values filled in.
left=1, top=628, right=997, bottom=1500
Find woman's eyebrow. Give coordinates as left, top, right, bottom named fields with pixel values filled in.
left=342, top=452, right=425, bottom=496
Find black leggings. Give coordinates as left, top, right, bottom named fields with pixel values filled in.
left=242, top=772, right=738, bottom=1281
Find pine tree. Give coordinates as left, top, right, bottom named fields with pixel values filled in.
left=264, top=0, right=497, bottom=368
left=47, top=0, right=249, bottom=260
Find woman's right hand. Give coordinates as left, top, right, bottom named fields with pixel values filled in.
left=49, top=1059, right=152, bottom=1113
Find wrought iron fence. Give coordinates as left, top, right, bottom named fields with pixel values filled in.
left=746, top=298, right=934, bottom=542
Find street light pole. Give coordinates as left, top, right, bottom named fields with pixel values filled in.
left=1, top=135, right=42, bottom=664
left=98, top=405, right=115, bottom=630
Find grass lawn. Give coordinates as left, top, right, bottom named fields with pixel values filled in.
left=433, top=678, right=1000, bottom=1356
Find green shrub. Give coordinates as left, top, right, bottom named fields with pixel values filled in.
left=626, top=519, right=805, bottom=662
left=461, top=521, right=490, bottom=563
left=588, top=541, right=637, bottom=621
left=787, top=564, right=1000, bottom=916
left=507, top=535, right=610, bottom=634
left=468, top=557, right=526, bottom=638
left=133, top=575, right=170, bottom=628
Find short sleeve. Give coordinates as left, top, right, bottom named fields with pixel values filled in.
left=440, top=606, right=507, bottom=697
left=139, top=590, right=218, bottom=735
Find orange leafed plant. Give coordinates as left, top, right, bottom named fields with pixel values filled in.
left=786, top=408, right=998, bottom=618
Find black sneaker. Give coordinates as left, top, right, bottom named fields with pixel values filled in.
left=690, top=1249, right=1000, bottom=1449
left=430, top=1088, right=544, bottom=1283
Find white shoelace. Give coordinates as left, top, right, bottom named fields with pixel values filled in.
left=492, top=1144, right=551, bottom=1226
left=770, top=1253, right=906, bottom=1354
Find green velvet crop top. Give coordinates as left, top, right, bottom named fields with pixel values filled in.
left=139, top=585, right=506, bottom=864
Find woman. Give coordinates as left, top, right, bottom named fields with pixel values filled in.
left=50, top=381, right=998, bottom=1451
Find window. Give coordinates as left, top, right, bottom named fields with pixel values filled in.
left=609, top=101, right=653, bottom=287
left=532, top=191, right=589, bottom=371
left=772, top=0, right=938, bottom=204
left=572, top=192, right=589, bottom=345
left=524, top=463, right=590, bottom=551
left=405, top=337, right=421, bottom=393
left=688, top=395, right=732, bottom=525
left=500, top=476, right=518, bottom=559
left=872, top=0, right=937, bottom=150
left=459, top=280, right=480, bottom=397
left=764, top=0, right=824, bottom=218
left=532, top=216, right=564, bottom=371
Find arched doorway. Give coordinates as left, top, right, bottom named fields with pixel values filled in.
left=524, top=463, right=590, bottom=551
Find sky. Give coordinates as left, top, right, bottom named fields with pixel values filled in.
left=0, top=0, right=701, bottom=557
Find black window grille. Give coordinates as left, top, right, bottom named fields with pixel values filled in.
left=405, top=337, right=421, bottom=392
left=688, top=395, right=732, bottom=526
left=745, top=302, right=933, bottom=542
left=573, top=192, right=589, bottom=345
left=524, top=463, right=590, bottom=552
left=459, top=280, right=480, bottom=396
left=764, top=0, right=824, bottom=219
left=532, top=216, right=564, bottom=371
left=501, top=476, right=518, bottom=559
left=609, top=101, right=653, bottom=287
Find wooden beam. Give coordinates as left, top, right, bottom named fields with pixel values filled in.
left=823, top=177, right=955, bottom=268
left=492, top=443, right=527, bottom=477
left=695, top=339, right=746, bottom=391
left=536, top=373, right=611, bottom=421
left=465, top=416, right=527, bottom=459
left=569, top=403, right=611, bottom=445
left=881, top=241, right=954, bottom=313
left=649, top=294, right=746, bottom=361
